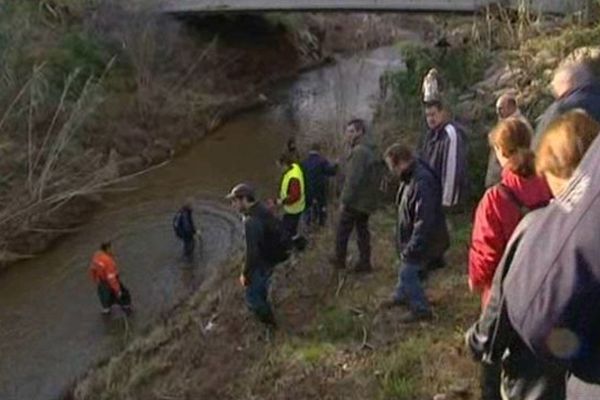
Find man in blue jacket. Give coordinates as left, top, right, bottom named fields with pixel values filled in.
left=382, top=143, right=449, bottom=323
left=534, top=62, right=600, bottom=147
left=301, top=142, right=338, bottom=227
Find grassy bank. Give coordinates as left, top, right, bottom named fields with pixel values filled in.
left=70, top=209, right=479, bottom=400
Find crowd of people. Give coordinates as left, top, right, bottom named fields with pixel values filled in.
left=86, top=56, right=600, bottom=399
left=227, top=88, right=471, bottom=328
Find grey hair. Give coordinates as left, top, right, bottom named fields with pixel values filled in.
left=559, top=62, right=594, bottom=88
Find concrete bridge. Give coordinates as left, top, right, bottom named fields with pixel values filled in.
left=161, top=0, right=587, bottom=15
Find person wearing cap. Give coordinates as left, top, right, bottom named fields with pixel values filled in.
left=89, top=241, right=132, bottom=315
left=276, top=152, right=306, bottom=240
left=227, top=183, right=277, bottom=328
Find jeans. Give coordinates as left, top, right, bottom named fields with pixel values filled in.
left=282, top=213, right=301, bottom=239
left=245, top=268, right=274, bottom=325
left=335, top=207, right=371, bottom=266
left=304, top=197, right=327, bottom=227
left=394, top=260, right=430, bottom=314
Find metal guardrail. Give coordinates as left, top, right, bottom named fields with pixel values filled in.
left=160, top=0, right=586, bottom=14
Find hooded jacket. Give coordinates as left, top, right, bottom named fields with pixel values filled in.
left=469, top=167, right=552, bottom=308
left=503, top=134, right=600, bottom=395
left=396, top=159, right=449, bottom=264
left=341, top=134, right=381, bottom=214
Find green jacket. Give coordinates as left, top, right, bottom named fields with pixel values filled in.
left=341, top=134, right=381, bottom=214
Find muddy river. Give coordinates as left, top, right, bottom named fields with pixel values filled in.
left=0, top=46, right=403, bottom=400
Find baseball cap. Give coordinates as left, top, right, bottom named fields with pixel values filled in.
left=225, top=183, right=256, bottom=200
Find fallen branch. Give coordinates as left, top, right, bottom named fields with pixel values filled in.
left=335, top=272, right=347, bottom=297
left=360, top=326, right=374, bottom=351
left=0, top=160, right=170, bottom=228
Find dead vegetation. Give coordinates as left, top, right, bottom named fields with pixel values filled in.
left=0, top=2, right=320, bottom=267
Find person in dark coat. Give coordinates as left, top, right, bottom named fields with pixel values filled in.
left=381, top=143, right=449, bottom=323
left=173, top=200, right=198, bottom=260
left=466, top=210, right=567, bottom=400
left=227, top=183, right=277, bottom=328
left=301, top=142, right=338, bottom=227
left=330, top=119, right=381, bottom=273
left=502, top=111, right=600, bottom=398
left=533, top=62, right=600, bottom=148
left=421, top=101, right=468, bottom=210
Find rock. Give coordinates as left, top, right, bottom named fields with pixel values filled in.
left=475, top=65, right=522, bottom=91
left=433, top=394, right=447, bottom=400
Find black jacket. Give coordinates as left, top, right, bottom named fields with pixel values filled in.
left=466, top=211, right=566, bottom=400
left=243, top=202, right=276, bottom=278
left=395, top=159, right=449, bottom=264
left=174, top=206, right=196, bottom=239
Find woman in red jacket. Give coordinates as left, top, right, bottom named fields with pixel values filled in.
left=468, top=117, right=552, bottom=400
left=469, top=118, right=552, bottom=307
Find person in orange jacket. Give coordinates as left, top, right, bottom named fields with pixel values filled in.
left=89, top=241, right=132, bottom=315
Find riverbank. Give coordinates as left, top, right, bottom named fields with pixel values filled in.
left=70, top=212, right=478, bottom=400
left=67, top=11, right=600, bottom=400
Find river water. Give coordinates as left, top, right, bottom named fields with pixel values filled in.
left=0, top=46, right=403, bottom=400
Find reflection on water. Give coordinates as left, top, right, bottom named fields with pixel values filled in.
left=0, top=46, right=402, bottom=400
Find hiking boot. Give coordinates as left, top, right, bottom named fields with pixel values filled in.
left=380, top=298, right=408, bottom=310
left=398, top=310, right=433, bottom=324
left=329, top=256, right=346, bottom=270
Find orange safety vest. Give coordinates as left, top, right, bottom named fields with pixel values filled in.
left=89, top=251, right=121, bottom=294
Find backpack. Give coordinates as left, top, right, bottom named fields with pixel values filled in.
left=258, top=210, right=293, bottom=265
left=173, top=209, right=191, bottom=239
left=496, top=183, right=549, bottom=216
